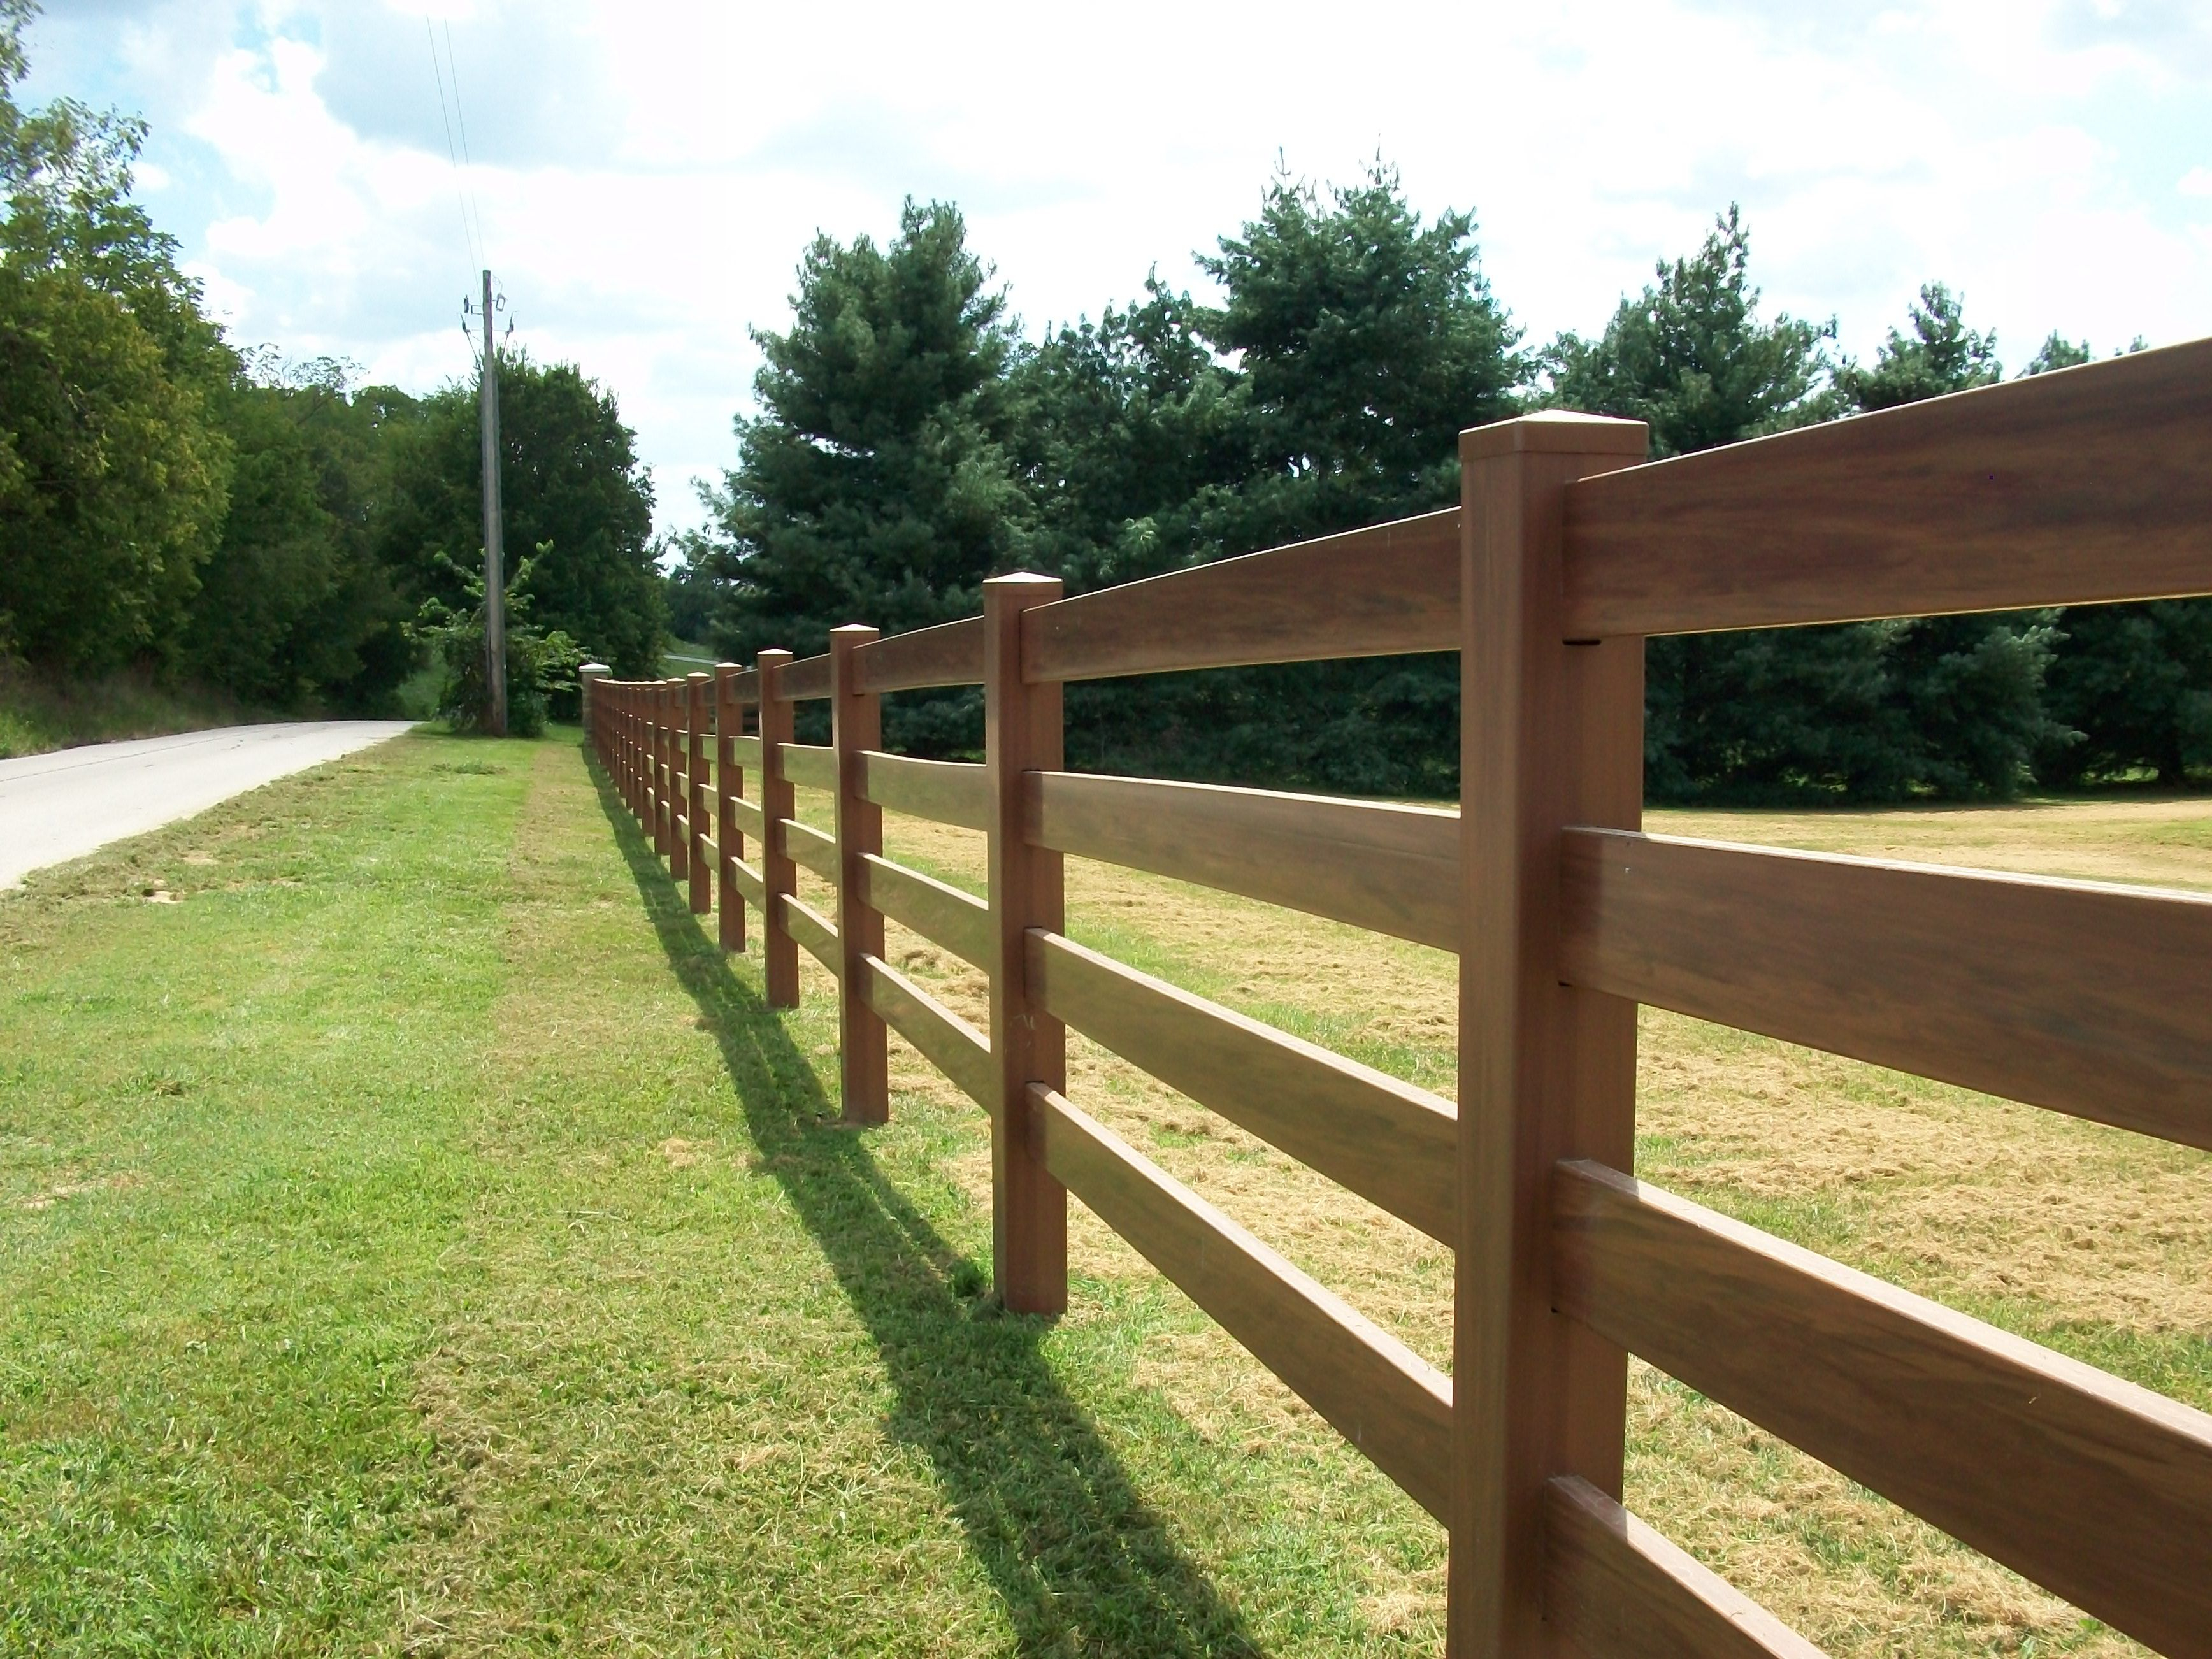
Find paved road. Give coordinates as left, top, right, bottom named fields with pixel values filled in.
left=0, top=721, right=414, bottom=889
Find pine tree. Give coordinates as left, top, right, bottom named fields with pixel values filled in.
left=706, top=199, right=1025, bottom=664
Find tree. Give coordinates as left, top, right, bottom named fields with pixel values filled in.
left=1835, top=282, right=1999, bottom=410
left=1012, top=166, right=1525, bottom=791
left=382, top=353, right=663, bottom=678
left=0, top=0, right=231, bottom=673
left=2022, top=336, right=2212, bottom=785
left=1548, top=205, right=1838, bottom=458
left=1196, top=162, right=1523, bottom=550
left=1010, top=275, right=1242, bottom=593
left=1555, top=226, right=2058, bottom=800
left=707, top=199, right=1026, bottom=668
left=181, top=357, right=420, bottom=710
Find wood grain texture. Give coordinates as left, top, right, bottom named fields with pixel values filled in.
left=1562, top=336, right=2212, bottom=637
left=687, top=673, right=712, bottom=915
left=756, top=651, right=800, bottom=1009
left=779, top=743, right=836, bottom=791
left=1034, top=1083, right=1453, bottom=1521
left=724, top=856, right=765, bottom=910
left=731, top=735, right=763, bottom=770
left=779, top=817, right=837, bottom=883
left=1028, top=770, right=1460, bottom=951
left=727, top=666, right=759, bottom=703
left=1560, top=828, right=2212, bottom=1151
left=855, top=854, right=991, bottom=969
left=1455, top=414, right=1651, bottom=1659
left=851, top=615, right=986, bottom=693
left=779, top=654, right=832, bottom=700
left=858, top=953, right=993, bottom=1110
left=1543, top=1477, right=1827, bottom=1659
left=778, top=893, right=839, bottom=977
left=855, top=750, right=991, bottom=831
left=831, top=625, right=889, bottom=1124
left=1020, top=508, right=1460, bottom=682
left=1553, top=1158, right=2212, bottom=1659
left=715, top=663, right=745, bottom=954
left=1027, top=929, right=1456, bottom=1243
left=986, top=573, right=1070, bottom=1315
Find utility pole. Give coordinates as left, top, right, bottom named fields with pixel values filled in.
left=478, top=267, right=507, bottom=736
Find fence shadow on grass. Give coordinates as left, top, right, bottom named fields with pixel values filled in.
left=590, top=763, right=1261, bottom=1658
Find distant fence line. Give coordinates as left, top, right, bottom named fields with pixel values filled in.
left=584, top=338, right=2212, bottom=1659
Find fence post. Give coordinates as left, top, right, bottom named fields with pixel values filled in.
left=580, top=664, right=608, bottom=758
left=756, top=649, right=801, bottom=1010
left=830, top=625, right=889, bottom=1124
left=715, top=663, right=746, bottom=953
left=625, top=686, right=641, bottom=816
left=1452, top=411, right=1649, bottom=1658
left=687, top=672, right=712, bottom=914
left=671, top=680, right=695, bottom=887
left=652, top=682, right=672, bottom=860
left=984, top=573, right=1068, bottom=1316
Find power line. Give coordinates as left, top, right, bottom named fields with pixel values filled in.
left=423, top=15, right=480, bottom=271
left=442, top=18, right=491, bottom=265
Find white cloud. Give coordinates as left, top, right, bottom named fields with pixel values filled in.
left=25, top=0, right=2212, bottom=538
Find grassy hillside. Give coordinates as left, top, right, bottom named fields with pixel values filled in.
left=0, top=663, right=272, bottom=759
left=2, top=734, right=2202, bottom=1653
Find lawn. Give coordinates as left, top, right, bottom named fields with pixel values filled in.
left=1, top=730, right=2204, bottom=1655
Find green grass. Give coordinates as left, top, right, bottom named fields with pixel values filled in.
left=8, top=737, right=2202, bottom=1655
left=0, top=663, right=271, bottom=759
left=0, top=732, right=1437, bottom=1655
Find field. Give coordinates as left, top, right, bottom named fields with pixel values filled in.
left=1, top=730, right=2204, bottom=1655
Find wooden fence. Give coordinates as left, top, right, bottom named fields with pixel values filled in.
left=582, top=337, right=2212, bottom=1658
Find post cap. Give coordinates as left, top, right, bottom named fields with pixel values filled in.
left=579, top=663, right=610, bottom=676
left=1460, top=410, right=1648, bottom=462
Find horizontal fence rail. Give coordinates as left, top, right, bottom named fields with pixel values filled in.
left=580, top=336, right=2212, bottom=1659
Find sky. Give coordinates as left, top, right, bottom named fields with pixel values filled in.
left=27, top=0, right=2212, bottom=543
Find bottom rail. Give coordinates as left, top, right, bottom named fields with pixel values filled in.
left=1544, top=1477, right=1825, bottom=1659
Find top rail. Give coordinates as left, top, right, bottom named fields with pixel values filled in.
left=1561, top=338, right=2212, bottom=637
left=778, top=654, right=833, bottom=700
left=1020, top=510, right=1460, bottom=683
left=852, top=615, right=986, bottom=694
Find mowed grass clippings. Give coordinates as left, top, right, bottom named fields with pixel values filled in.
left=0, top=735, right=1433, bottom=1656
left=858, top=784, right=2210, bottom=1659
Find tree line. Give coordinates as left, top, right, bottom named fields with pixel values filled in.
left=0, top=4, right=664, bottom=734
left=684, top=183, right=2209, bottom=800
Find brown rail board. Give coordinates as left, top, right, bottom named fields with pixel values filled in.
left=730, top=735, right=763, bottom=770
left=852, top=615, right=985, bottom=694
left=1559, top=828, right=2212, bottom=1151
left=855, top=751, right=991, bottom=832
left=856, top=854, right=991, bottom=969
left=779, top=654, right=832, bottom=700
left=858, top=954, right=993, bottom=1109
left=779, top=893, right=838, bottom=976
left=1020, top=509, right=1460, bottom=682
left=1562, top=337, right=2212, bottom=636
left=779, top=743, right=837, bottom=791
left=724, top=855, right=765, bottom=910
left=724, top=793, right=763, bottom=838
left=1034, top=1084, right=1453, bottom=1520
left=1028, top=930, right=1456, bottom=1242
left=1553, top=1160, right=2212, bottom=1659
left=1027, top=771, right=1459, bottom=951
left=780, top=818, right=838, bottom=884
left=1543, top=1477, right=1827, bottom=1659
